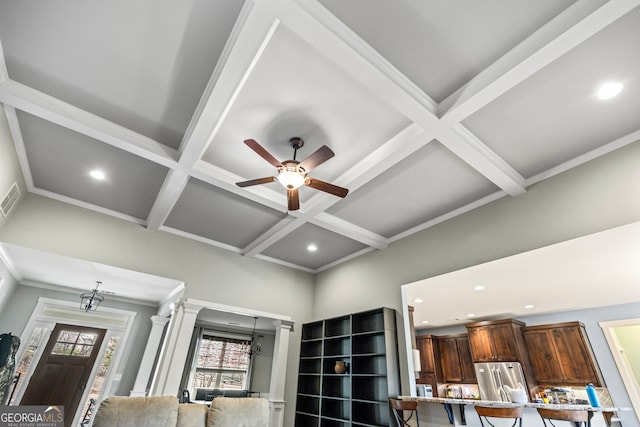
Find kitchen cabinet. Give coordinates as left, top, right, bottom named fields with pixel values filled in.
left=438, top=334, right=476, bottom=383
left=415, top=335, right=440, bottom=396
left=295, top=308, right=400, bottom=427
left=466, top=319, right=526, bottom=362
left=466, top=319, right=538, bottom=398
left=523, top=321, right=604, bottom=386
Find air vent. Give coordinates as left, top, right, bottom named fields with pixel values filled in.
left=1, top=182, right=20, bottom=218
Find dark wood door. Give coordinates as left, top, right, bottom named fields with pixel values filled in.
left=523, top=329, right=564, bottom=383
left=439, top=337, right=463, bottom=382
left=20, top=324, right=106, bottom=427
left=456, top=336, right=476, bottom=383
left=416, top=336, right=435, bottom=373
left=552, top=326, right=601, bottom=386
left=488, top=324, right=519, bottom=361
left=438, top=335, right=476, bottom=383
left=467, top=327, right=495, bottom=362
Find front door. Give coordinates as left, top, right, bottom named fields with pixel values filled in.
left=20, top=324, right=106, bottom=427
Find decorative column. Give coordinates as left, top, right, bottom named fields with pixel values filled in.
left=149, top=300, right=202, bottom=396
left=268, top=319, right=294, bottom=427
left=130, top=315, right=170, bottom=396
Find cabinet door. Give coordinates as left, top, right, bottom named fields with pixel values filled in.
left=489, top=324, right=519, bottom=361
left=439, top=338, right=463, bottom=382
left=467, top=327, right=495, bottom=362
left=421, top=372, right=439, bottom=397
left=456, top=336, right=476, bottom=383
left=523, top=329, right=564, bottom=384
left=552, top=327, right=601, bottom=386
left=416, top=336, right=435, bottom=373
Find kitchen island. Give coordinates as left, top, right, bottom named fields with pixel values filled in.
left=398, top=396, right=624, bottom=427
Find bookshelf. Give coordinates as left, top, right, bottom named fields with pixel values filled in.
left=295, top=308, right=399, bottom=427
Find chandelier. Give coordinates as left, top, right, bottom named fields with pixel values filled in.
left=247, top=317, right=262, bottom=358
left=80, top=281, right=105, bottom=312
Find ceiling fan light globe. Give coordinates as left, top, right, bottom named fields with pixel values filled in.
left=278, top=170, right=305, bottom=190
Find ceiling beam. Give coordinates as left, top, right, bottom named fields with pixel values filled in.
left=285, top=0, right=526, bottom=195
left=0, top=80, right=179, bottom=169
left=439, top=0, right=640, bottom=123
left=145, top=0, right=287, bottom=229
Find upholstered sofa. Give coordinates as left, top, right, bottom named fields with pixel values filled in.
left=92, top=395, right=270, bottom=427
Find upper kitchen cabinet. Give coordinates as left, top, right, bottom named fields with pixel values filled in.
left=416, top=335, right=437, bottom=374
left=438, top=333, right=476, bottom=384
left=466, top=319, right=528, bottom=362
left=522, top=321, right=604, bottom=387
left=416, top=335, right=440, bottom=396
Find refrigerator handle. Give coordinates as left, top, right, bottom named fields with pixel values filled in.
left=494, top=368, right=508, bottom=402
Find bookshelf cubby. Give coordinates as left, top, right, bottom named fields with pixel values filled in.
left=294, top=307, right=399, bottom=427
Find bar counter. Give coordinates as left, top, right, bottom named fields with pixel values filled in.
left=398, top=396, right=624, bottom=427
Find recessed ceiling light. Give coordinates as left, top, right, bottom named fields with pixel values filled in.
left=414, top=298, right=423, bottom=303
left=90, top=170, right=106, bottom=180
left=307, top=244, right=318, bottom=252
left=474, top=285, right=485, bottom=291
left=422, top=320, right=429, bottom=324
left=467, top=313, right=476, bottom=317
left=524, top=304, right=534, bottom=309
left=597, top=82, right=623, bottom=100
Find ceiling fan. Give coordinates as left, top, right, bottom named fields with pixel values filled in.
left=236, top=137, right=349, bottom=211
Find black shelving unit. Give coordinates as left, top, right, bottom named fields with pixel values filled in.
left=295, top=308, right=399, bottom=427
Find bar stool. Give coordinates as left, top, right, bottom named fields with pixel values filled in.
left=474, top=405, right=523, bottom=427
left=389, top=398, right=421, bottom=427
left=536, top=408, right=592, bottom=427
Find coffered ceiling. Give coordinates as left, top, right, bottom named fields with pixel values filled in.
left=1, top=0, right=639, bottom=273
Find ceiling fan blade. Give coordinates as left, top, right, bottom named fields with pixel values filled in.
left=236, top=176, right=276, bottom=187
left=287, top=189, right=300, bottom=211
left=244, top=139, right=282, bottom=168
left=305, top=178, right=349, bottom=198
left=297, top=145, right=335, bottom=173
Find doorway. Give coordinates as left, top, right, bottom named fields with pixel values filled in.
left=600, top=318, right=640, bottom=424
left=12, top=298, right=137, bottom=427
left=20, top=324, right=106, bottom=427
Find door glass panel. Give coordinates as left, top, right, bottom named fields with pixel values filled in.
left=79, top=335, right=120, bottom=426
left=50, top=329, right=98, bottom=357
left=10, top=327, right=46, bottom=404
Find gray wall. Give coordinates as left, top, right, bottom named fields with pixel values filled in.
left=0, top=282, right=158, bottom=397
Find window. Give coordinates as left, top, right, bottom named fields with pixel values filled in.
left=51, top=329, right=99, bottom=357
left=190, top=331, right=252, bottom=391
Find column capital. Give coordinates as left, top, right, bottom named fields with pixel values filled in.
left=273, top=319, right=295, bottom=331
left=169, top=299, right=203, bottom=316
left=150, top=315, right=170, bottom=327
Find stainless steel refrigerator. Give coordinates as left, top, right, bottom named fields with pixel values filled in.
left=474, top=362, right=528, bottom=402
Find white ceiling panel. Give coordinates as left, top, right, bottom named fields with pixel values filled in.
left=0, top=0, right=244, bottom=149
left=318, top=0, right=576, bottom=102
left=260, top=222, right=368, bottom=270
left=463, top=6, right=640, bottom=178
left=165, top=178, right=286, bottom=248
left=18, top=111, right=169, bottom=220
left=328, top=141, right=499, bottom=237
left=203, top=23, right=410, bottom=183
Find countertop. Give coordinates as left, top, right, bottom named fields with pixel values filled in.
left=398, top=396, right=622, bottom=412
